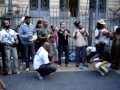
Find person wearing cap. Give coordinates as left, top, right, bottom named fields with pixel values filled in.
left=94, top=19, right=111, bottom=61
left=19, top=16, right=37, bottom=71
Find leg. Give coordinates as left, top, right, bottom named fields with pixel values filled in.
left=75, top=47, right=80, bottom=67
left=52, top=43, right=58, bottom=59
left=37, top=64, right=57, bottom=77
left=4, top=46, right=12, bottom=74
left=81, top=46, right=87, bottom=66
left=11, top=47, right=19, bottom=73
left=58, top=45, right=63, bottom=65
left=0, top=45, right=7, bottom=74
left=30, top=43, right=35, bottom=61
left=64, top=46, right=69, bottom=65
left=23, top=44, right=29, bottom=69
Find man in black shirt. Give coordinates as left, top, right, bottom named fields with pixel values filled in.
left=58, top=22, right=71, bottom=66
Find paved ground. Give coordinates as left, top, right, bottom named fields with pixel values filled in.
left=1, top=71, right=120, bottom=90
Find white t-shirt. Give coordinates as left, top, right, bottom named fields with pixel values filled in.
left=0, top=29, right=17, bottom=44
left=94, top=29, right=110, bottom=45
left=33, top=47, right=50, bottom=70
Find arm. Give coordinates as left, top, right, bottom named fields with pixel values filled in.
left=90, top=54, right=99, bottom=63
left=19, top=26, right=28, bottom=38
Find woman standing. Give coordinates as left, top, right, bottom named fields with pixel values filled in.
left=35, top=20, right=43, bottom=51
left=50, top=25, right=59, bottom=60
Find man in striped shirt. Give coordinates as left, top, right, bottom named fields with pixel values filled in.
left=19, top=16, right=37, bottom=71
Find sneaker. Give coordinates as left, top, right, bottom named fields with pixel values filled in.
left=14, top=70, right=20, bottom=74
left=76, top=64, right=80, bottom=67
left=66, top=64, right=70, bottom=67
left=37, top=73, right=43, bottom=80
left=26, top=68, right=30, bottom=72
left=8, top=70, right=12, bottom=75
left=57, top=65, right=61, bottom=68
left=83, top=64, right=88, bottom=67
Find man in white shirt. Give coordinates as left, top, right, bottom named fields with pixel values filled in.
left=0, top=20, right=19, bottom=75
left=33, top=42, right=57, bottom=80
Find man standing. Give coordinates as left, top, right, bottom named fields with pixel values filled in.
left=0, top=20, right=19, bottom=75
left=58, top=22, right=71, bottom=66
left=73, top=21, right=88, bottom=67
left=19, top=16, right=37, bottom=71
left=33, top=42, right=57, bottom=80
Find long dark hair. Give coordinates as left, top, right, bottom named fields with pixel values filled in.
left=36, top=20, right=43, bottom=28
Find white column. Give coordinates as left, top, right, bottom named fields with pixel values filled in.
left=50, top=0, right=60, bottom=17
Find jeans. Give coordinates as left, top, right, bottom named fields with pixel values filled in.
left=76, top=46, right=87, bottom=66
left=51, top=43, right=58, bottom=59
left=0, top=44, right=6, bottom=73
left=23, top=43, right=35, bottom=68
left=4, top=46, right=18, bottom=72
left=58, top=45, right=69, bottom=65
left=36, top=64, right=57, bottom=77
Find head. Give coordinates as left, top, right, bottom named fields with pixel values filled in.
left=115, top=27, right=120, bottom=35
left=2, top=20, right=10, bottom=29
left=24, top=16, right=31, bottom=25
left=97, top=19, right=106, bottom=29
left=60, top=22, right=66, bottom=29
left=36, top=20, right=43, bottom=28
left=43, top=20, right=48, bottom=28
left=43, top=42, right=50, bottom=51
left=74, top=20, right=80, bottom=28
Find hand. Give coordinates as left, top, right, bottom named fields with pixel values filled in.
left=27, top=35, right=33, bottom=39
left=79, top=30, right=85, bottom=34
left=47, top=34, right=51, bottom=39
left=90, top=59, right=93, bottom=63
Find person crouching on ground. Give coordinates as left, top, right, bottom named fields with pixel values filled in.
left=33, top=42, right=57, bottom=80
left=90, top=43, right=111, bottom=76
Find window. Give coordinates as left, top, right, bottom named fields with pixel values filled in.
left=30, top=0, right=38, bottom=10
left=0, top=0, right=5, bottom=4
left=41, top=0, right=49, bottom=10
left=99, top=0, right=106, bottom=11
left=60, top=0, right=69, bottom=11
left=89, top=0, right=96, bottom=10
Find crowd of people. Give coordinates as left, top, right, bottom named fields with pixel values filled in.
left=0, top=16, right=120, bottom=79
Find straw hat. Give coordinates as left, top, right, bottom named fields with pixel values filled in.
left=97, top=19, right=106, bottom=25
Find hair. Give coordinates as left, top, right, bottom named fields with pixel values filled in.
left=116, top=27, right=120, bottom=35
left=36, top=20, right=43, bottom=28
left=74, top=20, right=80, bottom=28
left=60, top=22, right=65, bottom=26
left=51, top=25, right=54, bottom=29
left=1, top=19, right=9, bottom=28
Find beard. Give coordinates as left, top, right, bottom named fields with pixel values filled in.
left=5, top=25, right=10, bottom=29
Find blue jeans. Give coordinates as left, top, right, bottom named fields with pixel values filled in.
left=76, top=46, right=87, bottom=66
left=58, top=45, right=69, bottom=65
left=4, top=46, right=18, bottom=72
left=23, top=43, right=35, bottom=68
